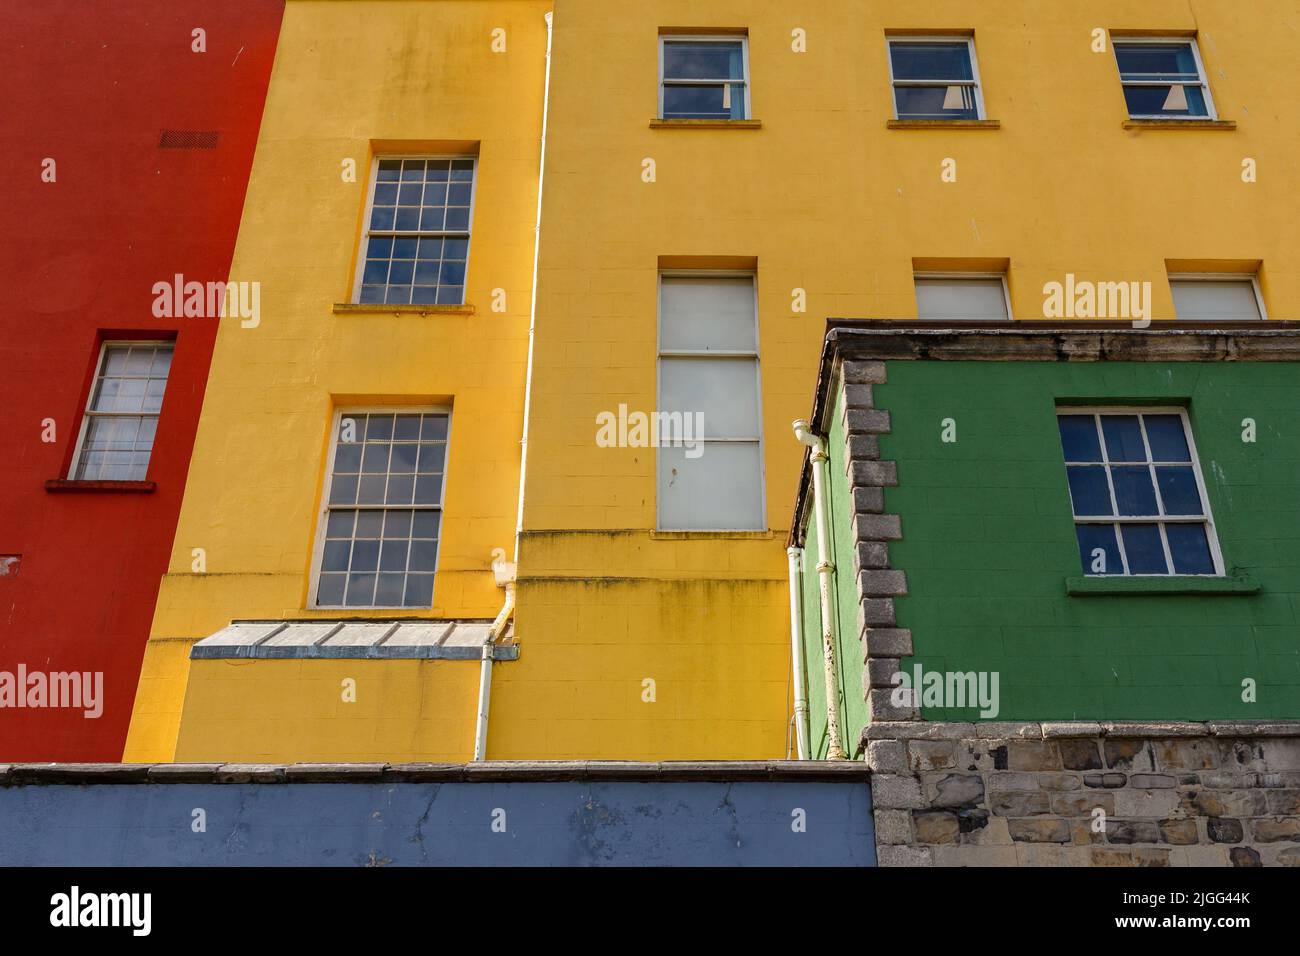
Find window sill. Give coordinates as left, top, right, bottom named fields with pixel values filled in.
left=649, top=118, right=763, bottom=129
left=1067, top=573, right=1260, bottom=596
left=45, top=479, right=156, bottom=494
left=332, top=303, right=475, bottom=317
left=651, top=529, right=773, bottom=540
left=887, top=119, right=1000, bottom=129
left=1122, top=119, right=1236, bottom=130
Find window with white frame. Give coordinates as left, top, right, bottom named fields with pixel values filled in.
left=915, top=274, right=1010, bottom=320
left=888, top=38, right=984, bottom=120
left=70, top=342, right=172, bottom=481
left=1056, top=409, right=1221, bottom=577
left=659, top=37, right=749, bottom=120
left=1169, top=274, right=1264, bottom=321
left=354, top=157, right=475, bottom=306
left=1112, top=38, right=1215, bottom=119
left=313, top=410, right=449, bottom=608
left=657, top=275, right=764, bottom=530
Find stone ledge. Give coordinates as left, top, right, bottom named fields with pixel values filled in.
left=0, top=760, right=872, bottom=786
left=864, top=720, right=1300, bottom=741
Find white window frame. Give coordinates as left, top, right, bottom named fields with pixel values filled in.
left=350, top=154, right=479, bottom=306
left=885, top=36, right=986, bottom=120
left=68, top=339, right=174, bottom=482
left=1111, top=36, right=1217, bottom=120
left=1167, top=272, right=1266, bottom=321
left=307, top=405, right=452, bottom=610
left=655, top=270, right=766, bottom=532
left=914, top=271, right=1013, bottom=320
left=1057, top=406, right=1224, bottom=577
left=658, top=35, right=751, bottom=120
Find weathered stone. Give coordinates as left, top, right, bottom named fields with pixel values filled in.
left=1128, top=773, right=1176, bottom=789
left=1058, top=739, right=1104, bottom=770
left=1246, top=771, right=1296, bottom=788
left=1113, top=787, right=1181, bottom=818
left=1158, top=818, right=1199, bottom=845
left=1051, top=792, right=1114, bottom=816
left=932, top=845, right=1018, bottom=866
left=1207, top=818, right=1244, bottom=843
left=1007, top=740, right=1061, bottom=771
left=866, top=689, right=919, bottom=722
left=1277, top=847, right=1300, bottom=866
left=865, top=739, right=907, bottom=772
left=1106, top=820, right=1160, bottom=845
left=929, top=772, right=985, bottom=808
left=1092, top=847, right=1170, bottom=867
left=1183, top=844, right=1230, bottom=866
left=864, top=721, right=976, bottom=740
left=956, top=808, right=990, bottom=834
left=1104, top=739, right=1153, bottom=772
left=1230, top=846, right=1262, bottom=867
left=1183, top=789, right=1266, bottom=818
left=873, top=808, right=913, bottom=845
left=843, top=408, right=891, bottom=435
left=1102, top=721, right=1205, bottom=738
left=973, top=722, right=1042, bottom=739
left=1250, top=817, right=1300, bottom=843
left=912, top=810, right=960, bottom=844
left=852, top=485, right=884, bottom=514
left=1265, top=790, right=1300, bottom=814
left=908, top=739, right=956, bottom=771
left=860, top=598, right=896, bottom=627
left=1036, top=772, right=1082, bottom=791
left=1155, top=739, right=1219, bottom=771
left=853, top=513, right=901, bottom=541
left=1198, top=770, right=1241, bottom=789
left=1083, top=772, right=1127, bottom=789
left=854, top=540, right=890, bottom=570
left=845, top=434, right=880, bottom=461
left=866, top=657, right=902, bottom=689
left=842, top=360, right=887, bottom=386
left=872, top=773, right=926, bottom=809
left=859, top=569, right=907, bottom=597
left=842, top=383, right=874, bottom=409
left=1015, top=845, right=1091, bottom=866
left=1008, top=818, right=1071, bottom=843
left=877, top=844, right=931, bottom=867
left=986, top=771, right=1038, bottom=792
left=990, top=790, right=1050, bottom=816
left=860, top=627, right=912, bottom=658
left=1041, top=722, right=1104, bottom=738
left=1207, top=721, right=1300, bottom=737
left=849, top=460, right=898, bottom=487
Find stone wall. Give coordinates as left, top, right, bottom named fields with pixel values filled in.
left=865, top=721, right=1300, bottom=866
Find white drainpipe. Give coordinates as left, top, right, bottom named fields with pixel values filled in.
left=792, top=420, right=847, bottom=760
left=475, top=10, right=553, bottom=763
left=786, top=546, right=811, bottom=759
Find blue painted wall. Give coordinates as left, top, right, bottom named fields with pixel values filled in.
left=0, top=781, right=875, bottom=866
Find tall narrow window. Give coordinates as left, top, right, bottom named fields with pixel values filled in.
left=1057, top=409, right=1222, bottom=577
left=1112, top=38, right=1215, bottom=119
left=1169, top=275, right=1264, bottom=321
left=915, top=274, right=1010, bottom=320
left=657, top=275, right=764, bottom=530
left=888, top=38, right=984, bottom=120
left=659, top=37, right=749, bottom=120
left=70, top=342, right=173, bottom=481
left=313, top=410, right=449, bottom=608
left=355, top=157, right=475, bottom=306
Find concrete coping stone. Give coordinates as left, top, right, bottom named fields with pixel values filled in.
left=0, top=760, right=872, bottom=786
left=865, top=720, right=1300, bottom=741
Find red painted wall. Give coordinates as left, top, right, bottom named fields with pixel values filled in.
left=0, top=1, right=283, bottom=760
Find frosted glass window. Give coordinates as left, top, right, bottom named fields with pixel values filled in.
left=657, top=275, right=763, bottom=530
left=1056, top=410, right=1221, bottom=577
left=915, top=276, right=1009, bottom=320
left=72, top=343, right=173, bottom=481
left=1170, top=278, right=1262, bottom=321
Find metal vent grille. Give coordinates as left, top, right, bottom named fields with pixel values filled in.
left=158, top=130, right=219, bottom=149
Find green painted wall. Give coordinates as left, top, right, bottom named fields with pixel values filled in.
left=873, top=360, right=1300, bottom=721
left=801, top=382, right=870, bottom=757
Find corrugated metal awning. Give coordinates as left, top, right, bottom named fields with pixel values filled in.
left=190, top=620, right=518, bottom=661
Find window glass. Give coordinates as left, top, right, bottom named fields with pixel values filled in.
left=73, top=343, right=173, bottom=481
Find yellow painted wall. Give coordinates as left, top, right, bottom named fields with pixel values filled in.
left=129, top=0, right=1300, bottom=763
left=124, top=0, right=551, bottom=761
left=502, top=0, right=1300, bottom=759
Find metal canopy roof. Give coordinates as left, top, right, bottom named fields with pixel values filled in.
left=190, top=620, right=518, bottom=661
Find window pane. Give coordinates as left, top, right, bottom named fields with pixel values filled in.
left=1112, top=466, right=1159, bottom=516
left=915, top=278, right=1007, bottom=320
left=890, top=42, right=974, bottom=81
left=660, top=277, right=756, bottom=351
left=893, top=85, right=978, bottom=119
left=1170, top=280, right=1261, bottom=320
left=663, top=41, right=744, bottom=81
left=1121, top=524, right=1168, bottom=574
left=1101, top=415, right=1146, bottom=462
left=1066, top=466, right=1112, bottom=516
left=1077, top=525, right=1122, bottom=576
left=660, top=357, right=759, bottom=438
left=1058, top=415, right=1102, bottom=462
left=662, top=84, right=744, bottom=120
left=1114, top=43, right=1199, bottom=80
left=1167, top=524, right=1215, bottom=574
left=1121, top=83, right=1208, bottom=118
left=659, top=442, right=763, bottom=531
left=1155, top=466, right=1203, bottom=515
left=1143, top=415, right=1191, bottom=461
